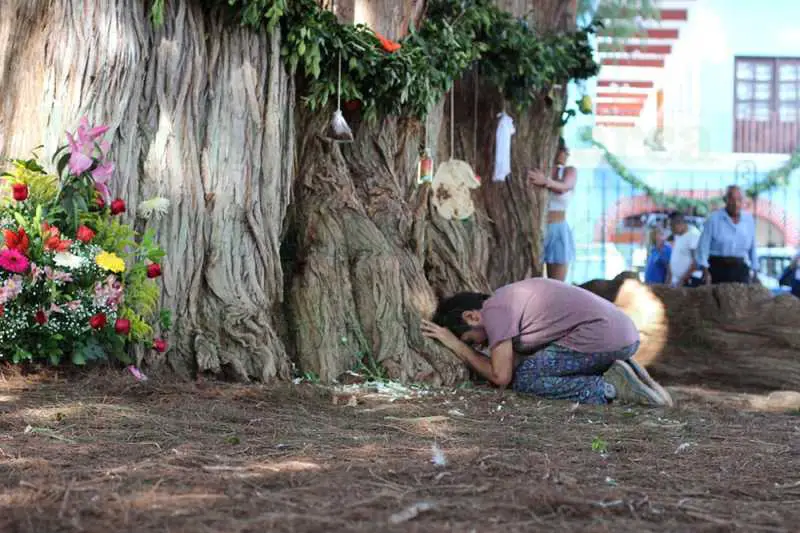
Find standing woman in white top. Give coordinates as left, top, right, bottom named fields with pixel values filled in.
left=528, top=138, right=577, bottom=281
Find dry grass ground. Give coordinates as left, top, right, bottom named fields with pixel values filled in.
left=1, top=367, right=799, bottom=533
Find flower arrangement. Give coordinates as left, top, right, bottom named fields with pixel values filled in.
left=0, top=118, right=170, bottom=366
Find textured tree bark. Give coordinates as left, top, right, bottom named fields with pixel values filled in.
left=428, top=0, right=570, bottom=293
left=435, top=72, right=560, bottom=290
left=286, top=105, right=469, bottom=384
left=0, top=0, right=573, bottom=384
left=284, top=0, right=571, bottom=383
left=581, top=274, right=800, bottom=393
left=0, top=0, right=294, bottom=381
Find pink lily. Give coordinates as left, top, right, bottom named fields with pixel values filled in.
left=66, top=131, right=93, bottom=175
left=92, top=161, right=114, bottom=181
left=29, top=262, right=43, bottom=280
left=77, top=117, right=110, bottom=144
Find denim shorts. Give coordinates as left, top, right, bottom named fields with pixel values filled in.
left=543, top=221, right=575, bottom=265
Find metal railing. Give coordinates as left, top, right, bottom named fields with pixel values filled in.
left=564, top=164, right=798, bottom=289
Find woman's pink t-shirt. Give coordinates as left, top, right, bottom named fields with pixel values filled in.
left=480, top=278, right=639, bottom=353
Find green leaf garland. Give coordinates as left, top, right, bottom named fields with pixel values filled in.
left=150, top=0, right=600, bottom=120
left=589, top=137, right=800, bottom=216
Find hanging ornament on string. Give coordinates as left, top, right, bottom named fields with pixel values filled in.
left=417, top=102, right=433, bottom=185
left=577, top=80, right=593, bottom=115
left=432, top=86, right=479, bottom=220
left=471, top=67, right=482, bottom=185
left=418, top=148, right=433, bottom=185
left=325, top=0, right=354, bottom=143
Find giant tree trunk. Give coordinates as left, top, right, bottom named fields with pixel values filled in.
left=581, top=274, right=800, bottom=393
left=285, top=0, right=571, bottom=382
left=428, top=0, right=571, bottom=293
left=0, top=0, right=294, bottom=381
left=286, top=104, right=470, bottom=384
left=1, top=0, right=573, bottom=383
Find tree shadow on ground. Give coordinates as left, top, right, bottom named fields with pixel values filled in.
left=0, top=367, right=799, bottom=532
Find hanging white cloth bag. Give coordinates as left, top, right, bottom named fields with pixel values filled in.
left=492, top=112, right=515, bottom=182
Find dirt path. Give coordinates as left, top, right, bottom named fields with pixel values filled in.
left=1, top=370, right=798, bottom=532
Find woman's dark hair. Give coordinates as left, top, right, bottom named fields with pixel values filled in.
left=432, top=292, right=490, bottom=337
left=668, top=211, right=686, bottom=224
left=558, top=136, right=567, bottom=151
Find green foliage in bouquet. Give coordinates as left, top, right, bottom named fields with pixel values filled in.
left=0, top=118, right=170, bottom=366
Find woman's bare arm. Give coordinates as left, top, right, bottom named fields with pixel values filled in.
left=545, top=166, right=577, bottom=193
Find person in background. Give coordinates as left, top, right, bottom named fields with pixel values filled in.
left=695, top=185, right=758, bottom=284
left=668, top=212, right=703, bottom=287
left=644, top=226, right=671, bottom=284
left=528, top=138, right=576, bottom=282
left=779, top=251, right=800, bottom=298
left=420, top=277, right=673, bottom=407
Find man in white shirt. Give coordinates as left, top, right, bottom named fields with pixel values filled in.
left=668, top=213, right=702, bottom=287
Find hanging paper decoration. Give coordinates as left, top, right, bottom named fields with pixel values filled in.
left=329, top=109, right=353, bottom=141
left=493, top=111, right=515, bottom=182
left=325, top=2, right=353, bottom=142
left=418, top=151, right=434, bottom=184
left=325, top=49, right=354, bottom=142
left=431, top=159, right=480, bottom=220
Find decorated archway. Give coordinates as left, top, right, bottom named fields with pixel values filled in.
left=595, top=192, right=800, bottom=247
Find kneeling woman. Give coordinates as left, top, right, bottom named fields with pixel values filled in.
left=421, top=278, right=673, bottom=407
left=529, top=139, right=577, bottom=281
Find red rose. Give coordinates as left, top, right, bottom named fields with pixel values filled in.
left=110, top=198, right=126, bottom=215
left=114, top=318, right=131, bottom=335
left=96, top=195, right=106, bottom=210
left=34, top=310, right=47, bottom=325
left=11, top=183, right=28, bottom=201
left=76, top=225, right=95, bottom=243
left=146, top=263, right=162, bottom=278
left=153, top=338, right=167, bottom=352
left=0, top=305, right=4, bottom=317
left=344, top=100, right=361, bottom=111
left=89, top=313, right=107, bottom=329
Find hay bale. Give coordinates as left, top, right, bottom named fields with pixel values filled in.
left=581, top=273, right=800, bottom=393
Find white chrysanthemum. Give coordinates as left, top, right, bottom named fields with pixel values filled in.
left=137, top=197, right=170, bottom=220
left=53, top=252, right=86, bottom=269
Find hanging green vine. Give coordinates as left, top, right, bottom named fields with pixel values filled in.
left=150, top=0, right=600, bottom=120
left=589, top=137, right=800, bottom=216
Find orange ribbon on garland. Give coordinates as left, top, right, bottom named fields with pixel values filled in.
left=374, top=32, right=401, bottom=53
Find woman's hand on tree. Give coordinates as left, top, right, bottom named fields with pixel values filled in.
left=527, top=169, right=547, bottom=187
left=421, top=319, right=463, bottom=352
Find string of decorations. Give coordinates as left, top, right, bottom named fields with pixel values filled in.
left=589, top=137, right=800, bottom=215
left=150, top=0, right=600, bottom=120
